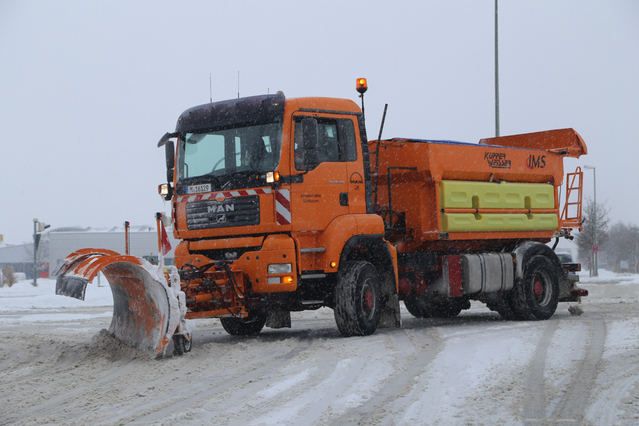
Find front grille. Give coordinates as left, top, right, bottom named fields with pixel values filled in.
left=186, top=195, right=259, bottom=230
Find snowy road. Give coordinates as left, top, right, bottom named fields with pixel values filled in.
left=1, top=277, right=638, bottom=425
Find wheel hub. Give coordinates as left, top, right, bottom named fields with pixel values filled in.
left=362, top=284, right=375, bottom=317
left=533, top=278, right=544, bottom=300
left=532, top=272, right=552, bottom=305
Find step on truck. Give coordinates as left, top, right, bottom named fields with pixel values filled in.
left=56, top=79, right=588, bottom=355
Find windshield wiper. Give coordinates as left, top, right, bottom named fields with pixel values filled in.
left=220, top=170, right=263, bottom=190
left=201, top=172, right=225, bottom=188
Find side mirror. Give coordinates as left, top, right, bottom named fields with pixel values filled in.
left=301, top=117, right=320, bottom=170
left=165, top=141, right=175, bottom=182
left=163, top=141, right=175, bottom=200
left=157, top=132, right=178, bottom=201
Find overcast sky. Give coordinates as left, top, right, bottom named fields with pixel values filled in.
left=1, top=0, right=638, bottom=244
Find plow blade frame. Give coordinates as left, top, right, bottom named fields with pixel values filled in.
left=56, top=249, right=181, bottom=355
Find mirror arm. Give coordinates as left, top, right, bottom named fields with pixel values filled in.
left=157, top=131, right=179, bottom=147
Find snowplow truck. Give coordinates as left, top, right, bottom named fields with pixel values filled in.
left=56, top=83, right=588, bottom=354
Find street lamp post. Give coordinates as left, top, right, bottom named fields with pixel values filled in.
left=584, top=165, right=597, bottom=276
left=494, top=0, right=500, bottom=137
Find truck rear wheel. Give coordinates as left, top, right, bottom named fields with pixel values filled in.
left=404, top=296, right=431, bottom=318
left=431, top=300, right=466, bottom=318
left=334, top=261, right=382, bottom=336
left=485, top=294, right=518, bottom=320
left=220, top=312, right=267, bottom=336
left=509, top=255, right=559, bottom=320
left=404, top=296, right=465, bottom=318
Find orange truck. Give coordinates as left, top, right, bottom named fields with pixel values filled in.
left=56, top=80, right=587, bottom=355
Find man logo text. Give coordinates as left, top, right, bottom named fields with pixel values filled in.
left=207, top=204, right=235, bottom=214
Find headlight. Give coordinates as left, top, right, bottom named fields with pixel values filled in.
left=268, top=263, right=292, bottom=274
left=158, top=183, right=169, bottom=197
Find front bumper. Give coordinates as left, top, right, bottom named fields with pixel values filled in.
left=177, top=234, right=298, bottom=319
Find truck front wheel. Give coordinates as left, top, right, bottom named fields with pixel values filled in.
left=334, top=261, right=383, bottom=336
left=509, top=255, right=559, bottom=320
left=220, top=312, right=267, bottom=336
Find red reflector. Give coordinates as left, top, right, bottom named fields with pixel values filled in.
left=572, top=288, right=589, bottom=297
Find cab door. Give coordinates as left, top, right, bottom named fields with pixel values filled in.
left=289, top=113, right=358, bottom=232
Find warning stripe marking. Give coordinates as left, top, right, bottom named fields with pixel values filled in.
left=177, top=187, right=272, bottom=203
left=275, top=189, right=291, bottom=225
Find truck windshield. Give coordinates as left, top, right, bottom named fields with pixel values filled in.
left=178, top=123, right=282, bottom=180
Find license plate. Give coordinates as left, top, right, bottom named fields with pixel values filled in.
left=186, top=183, right=211, bottom=194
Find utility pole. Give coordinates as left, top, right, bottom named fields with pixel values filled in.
left=32, top=219, right=38, bottom=286
left=494, top=0, right=500, bottom=137
left=32, top=218, right=50, bottom=286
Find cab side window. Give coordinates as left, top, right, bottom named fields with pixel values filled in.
left=294, top=117, right=357, bottom=170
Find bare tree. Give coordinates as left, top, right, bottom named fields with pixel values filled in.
left=603, top=222, right=639, bottom=273
left=576, top=199, right=609, bottom=276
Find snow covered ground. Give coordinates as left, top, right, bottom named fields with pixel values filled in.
left=1, top=273, right=638, bottom=425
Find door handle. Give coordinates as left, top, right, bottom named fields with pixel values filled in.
left=339, top=192, right=349, bottom=206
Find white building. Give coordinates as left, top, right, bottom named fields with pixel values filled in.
left=0, top=226, right=177, bottom=279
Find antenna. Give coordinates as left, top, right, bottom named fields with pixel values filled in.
left=209, top=73, right=213, bottom=103
left=377, top=103, right=388, bottom=140
left=373, top=103, right=389, bottom=208
left=237, top=70, right=240, bottom=99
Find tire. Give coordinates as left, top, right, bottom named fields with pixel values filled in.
left=430, top=300, right=465, bottom=318
left=183, top=336, right=192, bottom=352
left=404, top=296, right=432, bottom=318
left=220, top=312, right=267, bottom=336
left=508, top=255, right=559, bottom=320
left=334, top=261, right=383, bottom=336
left=485, top=294, right=518, bottom=320
left=404, top=296, right=466, bottom=318
left=172, top=335, right=185, bottom=356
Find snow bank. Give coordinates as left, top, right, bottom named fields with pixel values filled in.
left=87, top=329, right=152, bottom=361
left=0, top=278, right=113, bottom=311
left=579, top=269, right=639, bottom=285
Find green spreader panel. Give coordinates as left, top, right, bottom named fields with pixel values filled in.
left=440, top=180, right=555, bottom=209
left=442, top=213, right=558, bottom=232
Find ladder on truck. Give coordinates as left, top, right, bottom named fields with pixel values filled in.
left=560, top=166, right=584, bottom=230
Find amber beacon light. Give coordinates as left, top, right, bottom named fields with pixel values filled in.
left=356, top=77, right=368, bottom=94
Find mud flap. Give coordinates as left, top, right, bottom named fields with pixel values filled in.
left=378, top=293, right=401, bottom=328
left=378, top=270, right=401, bottom=329
left=55, top=249, right=183, bottom=355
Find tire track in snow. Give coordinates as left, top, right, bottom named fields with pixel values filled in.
left=214, top=327, right=431, bottom=425
left=585, top=318, right=639, bottom=425
left=551, top=317, right=606, bottom=424
left=395, top=321, right=542, bottom=425
left=333, top=327, right=443, bottom=425
left=522, top=320, right=559, bottom=424
left=246, top=348, right=396, bottom=425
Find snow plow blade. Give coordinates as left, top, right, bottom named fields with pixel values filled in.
left=55, top=248, right=183, bottom=355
